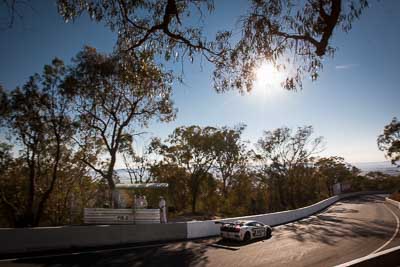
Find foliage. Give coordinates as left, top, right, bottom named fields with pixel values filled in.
left=62, top=46, right=176, bottom=207
left=378, top=117, right=400, bottom=166
left=255, top=126, right=324, bottom=210
left=150, top=163, right=190, bottom=212
left=0, top=59, right=76, bottom=226
left=57, top=0, right=230, bottom=64
left=1, top=117, right=398, bottom=226
left=314, top=156, right=355, bottom=195
left=56, top=0, right=370, bottom=92
left=214, top=0, right=370, bottom=92
left=150, top=125, right=219, bottom=213
left=212, top=124, right=248, bottom=197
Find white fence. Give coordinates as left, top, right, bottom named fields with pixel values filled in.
left=84, top=208, right=160, bottom=224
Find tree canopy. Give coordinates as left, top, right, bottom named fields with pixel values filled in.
left=56, top=0, right=371, bottom=92
left=63, top=46, right=176, bottom=207
left=0, top=59, right=76, bottom=226
left=378, top=117, right=400, bottom=166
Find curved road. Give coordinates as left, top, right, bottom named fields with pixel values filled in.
left=2, top=195, right=400, bottom=267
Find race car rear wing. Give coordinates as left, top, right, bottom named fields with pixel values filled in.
left=214, top=221, right=235, bottom=225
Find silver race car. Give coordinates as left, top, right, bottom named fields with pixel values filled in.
left=218, top=220, right=272, bottom=242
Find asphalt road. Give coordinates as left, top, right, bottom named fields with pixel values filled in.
left=1, top=195, right=400, bottom=267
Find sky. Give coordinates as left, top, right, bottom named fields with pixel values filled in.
left=1, top=0, right=399, bottom=167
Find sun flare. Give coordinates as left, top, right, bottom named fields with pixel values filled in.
left=253, top=62, right=285, bottom=97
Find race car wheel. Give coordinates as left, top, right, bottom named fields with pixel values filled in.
left=244, top=232, right=251, bottom=242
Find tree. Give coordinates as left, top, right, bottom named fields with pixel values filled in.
left=56, top=0, right=370, bottom=92
left=314, top=156, right=354, bottom=196
left=43, top=150, right=99, bottom=226
left=0, top=59, right=75, bottom=226
left=214, top=0, right=370, bottom=92
left=0, top=142, right=12, bottom=175
left=62, top=47, right=175, bottom=207
left=256, top=126, right=324, bottom=209
left=378, top=117, right=400, bottom=166
left=121, top=142, right=154, bottom=184
left=150, top=125, right=218, bottom=214
left=213, top=124, right=248, bottom=197
left=57, top=0, right=230, bottom=63
left=150, top=163, right=190, bottom=213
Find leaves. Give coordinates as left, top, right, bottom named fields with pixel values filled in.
left=378, top=117, right=400, bottom=166
left=214, top=0, right=370, bottom=92
left=63, top=46, right=176, bottom=192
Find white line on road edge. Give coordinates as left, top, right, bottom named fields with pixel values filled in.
left=334, top=244, right=400, bottom=267
left=369, top=203, right=400, bottom=255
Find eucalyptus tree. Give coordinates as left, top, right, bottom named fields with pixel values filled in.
left=0, top=59, right=75, bottom=226
left=256, top=126, right=324, bottom=209
left=62, top=46, right=175, bottom=207
left=378, top=117, right=400, bottom=166
left=213, top=124, right=248, bottom=198
left=314, top=156, right=354, bottom=196
left=150, top=125, right=218, bottom=213
left=57, top=0, right=370, bottom=92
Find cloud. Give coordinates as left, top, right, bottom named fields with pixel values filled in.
left=335, top=64, right=359, bottom=70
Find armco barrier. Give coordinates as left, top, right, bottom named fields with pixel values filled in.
left=0, top=191, right=386, bottom=255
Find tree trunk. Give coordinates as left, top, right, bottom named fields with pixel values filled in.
left=191, top=174, right=199, bottom=214
left=106, top=150, right=118, bottom=208
left=33, top=134, right=62, bottom=227
left=26, top=150, right=36, bottom=227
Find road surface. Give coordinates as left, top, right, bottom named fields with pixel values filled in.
left=1, top=195, right=400, bottom=267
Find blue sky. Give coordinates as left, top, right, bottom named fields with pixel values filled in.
left=1, top=0, right=399, bottom=165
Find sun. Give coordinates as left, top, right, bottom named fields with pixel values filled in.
left=252, top=61, right=285, bottom=97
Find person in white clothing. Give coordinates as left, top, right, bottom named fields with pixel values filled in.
left=159, top=196, right=167, bottom=223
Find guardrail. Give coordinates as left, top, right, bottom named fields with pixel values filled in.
left=0, top=191, right=386, bottom=255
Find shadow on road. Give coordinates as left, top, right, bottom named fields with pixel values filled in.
left=210, top=236, right=272, bottom=248
left=340, top=195, right=382, bottom=204
left=13, top=242, right=210, bottom=267
left=273, top=195, right=395, bottom=246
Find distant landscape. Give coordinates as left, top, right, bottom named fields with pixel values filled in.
left=115, top=161, right=400, bottom=184
left=353, top=161, right=400, bottom=176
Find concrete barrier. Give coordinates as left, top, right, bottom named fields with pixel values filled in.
left=186, top=191, right=384, bottom=239
left=0, top=222, right=187, bottom=254
left=386, top=197, right=400, bottom=209
left=0, top=191, right=385, bottom=255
